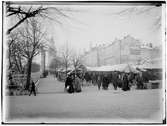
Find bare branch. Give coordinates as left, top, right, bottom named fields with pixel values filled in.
left=7, top=16, right=27, bottom=34
left=6, top=4, right=48, bottom=34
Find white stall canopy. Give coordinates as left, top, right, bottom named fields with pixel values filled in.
left=86, top=64, right=139, bottom=73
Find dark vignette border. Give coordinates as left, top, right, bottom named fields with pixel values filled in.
left=1, top=1, right=4, bottom=125
left=1, top=0, right=166, bottom=125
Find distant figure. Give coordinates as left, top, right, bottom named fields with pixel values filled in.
left=122, top=73, right=130, bottom=91
left=102, top=74, right=109, bottom=90
left=97, top=74, right=102, bottom=90
left=117, top=73, right=122, bottom=88
left=65, top=74, right=74, bottom=93
left=84, top=72, right=91, bottom=85
left=112, top=72, right=118, bottom=90
left=74, top=75, right=82, bottom=93
left=136, top=74, right=144, bottom=89
left=91, top=72, right=96, bottom=85
left=29, top=80, right=36, bottom=96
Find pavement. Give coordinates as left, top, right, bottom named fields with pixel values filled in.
left=4, top=76, right=164, bottom=123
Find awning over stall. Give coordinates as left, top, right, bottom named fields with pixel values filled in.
left=86, top=64, right=139, bottom=73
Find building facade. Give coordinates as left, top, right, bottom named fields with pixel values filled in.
left=81, top=48, right=99, bottom=67
left=81, top=35, right=162, bottom=67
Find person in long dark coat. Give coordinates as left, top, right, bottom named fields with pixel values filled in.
left=97, top=74, right=102, bottom=90
left=65, top=74, right=74, bottom=93
left=29, top=80, right=36, bottom=96
left=73, top=75, right=82, bottom=92
left=84, top=72, right=91, bottom=84
left=122, top=73, right=130, bottom=91
left=91, top=72, right=96, bottom=85
left=117, top=73, right=122, bottom=88
left=102, top=74, right=109, bottom=90
left=136, top=74, right=144, bottom=89
left=112, top=72, right=118, bottom=90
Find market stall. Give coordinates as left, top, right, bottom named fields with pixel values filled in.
left=86, top=64, right=139, bottom=73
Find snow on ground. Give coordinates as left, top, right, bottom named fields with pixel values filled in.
left=4, top=76, right=164, bottom=123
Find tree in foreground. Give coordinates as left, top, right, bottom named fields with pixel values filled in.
left=18, top=18, right=45, bottom=89
left=8, top=32, right=26, bottom=73
left=5, top=2, right=79, bottom=34
left=6, top=2, right=47, bottom=34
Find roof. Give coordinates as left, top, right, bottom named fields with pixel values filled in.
left=86, top=64, right=139, bottom=73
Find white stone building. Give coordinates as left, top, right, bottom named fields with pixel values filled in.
left=81, top=35, right=162, bottom=67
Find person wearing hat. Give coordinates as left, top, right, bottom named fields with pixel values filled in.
left=73, top=75, right=82, bottom=93
left=29, top=79, right=36, bottom=96
left=65, top=74, right=74, bottom=93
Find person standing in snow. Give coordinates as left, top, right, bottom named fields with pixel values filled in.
left=136, top=73, right=144, bottom=89
left=112, top=71, right=118, bottom=90
left=97, top=73, right=102, bottom=90
left=74, top=75, right=82, bottom=92
left=122, top=73, right=130, bottom=91
left=65, top=74, right=74, bottom=93
left=29, top=79, right=36, bottom=96
left=102, top=74, right=110, bottom=90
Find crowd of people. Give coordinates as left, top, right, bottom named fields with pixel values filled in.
left=84, top=71, right=144, bottom=91
left=55, top=65, right=162, bottom=94
left=64, top=70, right=146, bottom=94
left=65, top=73, right=82, bottom=93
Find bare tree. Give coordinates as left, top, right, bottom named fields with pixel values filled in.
left=8, top=32, right=26, bottom=73
left=61, top=43, right=72, bottom=78
left=71, top=52, right=82, bottom=75
left=71, top=51, right=86, bottom=86
left=5, top=2, right=83, bottom=34
left=6, top=2, right=48, bottom=34
left=18, top=18, right=45, bottom=89
left=6, top=1, right=88, bottom=36
left=8, top=32, right=18, bottom=69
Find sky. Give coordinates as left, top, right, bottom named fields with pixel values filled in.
left=7, top=3, right=164, bottom=65
left=41, top=4, right=163, bottom=55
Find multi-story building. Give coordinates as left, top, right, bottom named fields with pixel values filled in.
left=81, top=47, right=99, bottom=67
left=81, top=35, right=162, bottom=67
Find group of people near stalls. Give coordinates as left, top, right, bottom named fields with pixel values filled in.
left=64, top=70, right=145, bottom=93
left=65, top=72, right=82, bottom=93
left=83, top=71, right=144, bottom=91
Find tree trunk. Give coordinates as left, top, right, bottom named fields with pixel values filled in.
left=25, top=58, right=32, bottom=90
left=14, top=55, right=21, bottom=73
left=18, top=55, right=23, bottom=73
left=8, top=50, right=12, bottom=69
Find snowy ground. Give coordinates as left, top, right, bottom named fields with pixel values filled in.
left=4, top=76, right=164, bottom=123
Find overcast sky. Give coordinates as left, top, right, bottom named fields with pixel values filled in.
left=41, top=4, right=163, bottom=55
left=8, top=3, right=163, bottom=64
